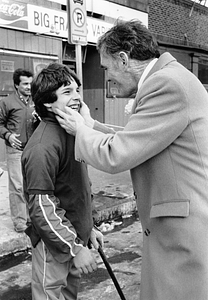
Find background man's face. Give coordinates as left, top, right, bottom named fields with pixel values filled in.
left=16, top=76, right=33, bottom=97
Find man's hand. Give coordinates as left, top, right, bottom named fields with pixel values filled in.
left=54, top=107, right=84, bottom=136
left=73, top=246, right=97, bottom=274
left=90, top=227, right=104, bottom=250
left=9, top=133, right=22, bottom=150
left=79, top=100, right=95, bottom=129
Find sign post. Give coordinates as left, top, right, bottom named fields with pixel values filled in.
left=67, top=0, right=87, bottom=99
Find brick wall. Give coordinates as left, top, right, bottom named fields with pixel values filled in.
left=149, top=0, right=208, bottom=50
left=108, top=0, right=149, bottom=12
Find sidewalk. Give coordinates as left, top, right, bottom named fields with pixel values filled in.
left=0, top=162, right=136, bottom=258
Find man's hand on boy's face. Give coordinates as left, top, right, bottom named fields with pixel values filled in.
left=53, top=106, right=84, bottom=136
left=79, top=100, right=95, bottom=129
left=79, top=100, right=90, bottom=117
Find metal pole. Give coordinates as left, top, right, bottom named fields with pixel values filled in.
left=98, top=245, right=127, bottom=300
left=75, top=44, right=83, bottom=100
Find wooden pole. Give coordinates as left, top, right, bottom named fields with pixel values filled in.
left=75, top=44, right=83, bottom=100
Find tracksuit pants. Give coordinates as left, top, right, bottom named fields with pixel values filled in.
left=32, top=240, right=81, bottom=300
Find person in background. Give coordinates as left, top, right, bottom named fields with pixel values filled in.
left=54, top=20, right=208, bottom=300
left=0, top=167, right=4, bottom=177
left=21, top=63, right=103, bottom=300
left=0, top=68, right=39, bottom=232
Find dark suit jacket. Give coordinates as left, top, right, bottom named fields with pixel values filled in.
left=75, top=52, right=208, bottom=300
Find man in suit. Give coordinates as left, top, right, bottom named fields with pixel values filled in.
left=54, top=20, right=208, bottom=300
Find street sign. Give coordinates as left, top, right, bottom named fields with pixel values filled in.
left=67, top=0, right=87, bottom=45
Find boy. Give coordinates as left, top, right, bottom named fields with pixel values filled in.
left=21, top=63, right=103, bottom=300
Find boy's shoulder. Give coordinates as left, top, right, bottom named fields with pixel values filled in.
left=23, top=120, right=68, bottom=156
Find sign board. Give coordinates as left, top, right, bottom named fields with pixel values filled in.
left=27, top=4, right=67, bottom=36
left=0, top=0, right=148, bottom=44
left=67, top=0, right=87, bottom=45
left=1, top=60, right=14, bottom=72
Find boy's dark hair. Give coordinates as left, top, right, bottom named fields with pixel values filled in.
left=97, top=19, right=160, bottom=60
left=32, top=63, right=81, bottom=118
left=13, top=68, right=33, bottom=86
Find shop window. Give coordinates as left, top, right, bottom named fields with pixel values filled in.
left=33, top=59, right=52, bottom=74
left=63, top=44, right=76, bottom=61
left=0, top=56, right=23, bottom=97
left=106, top=80, right=121, bottom=98
left=62, top=43, right=87, bottom=62
left=198, top=58, right=208, bottom=85
left=0, top=54, right=57, bottom=98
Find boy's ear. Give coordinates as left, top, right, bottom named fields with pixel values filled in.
left=43, top=103, right=52, bottom=108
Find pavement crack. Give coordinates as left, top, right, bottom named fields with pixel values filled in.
left=114, top=269, right=136, bottom=276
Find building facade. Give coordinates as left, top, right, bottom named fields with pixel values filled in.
left=0, top=0, right=148, bottom=160
left=149, top=0, right=208, bottom=91
left=0, top=0, right=148, bottom=117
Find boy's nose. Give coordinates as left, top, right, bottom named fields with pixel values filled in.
left=74, top=92, right=81, bottom=99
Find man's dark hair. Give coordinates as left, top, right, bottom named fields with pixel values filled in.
left=13, top=68, right=33, bottom=86
left=97, top=19, right=160, bottom=60
left=32, top=63, right=81, bottom=118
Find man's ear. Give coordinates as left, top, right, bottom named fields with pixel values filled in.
left=119, top=51, right=128, bottom=66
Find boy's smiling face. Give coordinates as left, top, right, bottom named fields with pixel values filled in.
left=46, top=78, right=81, bottom=113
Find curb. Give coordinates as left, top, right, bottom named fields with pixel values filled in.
left=94, top=195, right=137, bottom=223
left=0, top=234, right=31, bottom=258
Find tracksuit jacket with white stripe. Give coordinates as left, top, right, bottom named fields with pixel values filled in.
left=21, top=112, right=93, bottom=263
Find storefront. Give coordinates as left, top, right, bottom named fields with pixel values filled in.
left=0, top=50, right=59, bottom=100
left=0, top=0, right=148, bottom=118
left=0, top=0, right=148, bottom=160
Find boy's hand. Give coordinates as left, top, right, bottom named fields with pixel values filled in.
left=73, top=247, right=97, bottom=274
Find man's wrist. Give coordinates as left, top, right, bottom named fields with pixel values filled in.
left=85, top=117, right=95, bottom=129
left=4, top=132, right=12, bottom=141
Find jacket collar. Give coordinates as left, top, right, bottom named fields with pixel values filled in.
left=144, top=52, right=176, bottom=82
left=131, top=52, right=176, bottom=114
left=42, top=111, right=60, bottom=124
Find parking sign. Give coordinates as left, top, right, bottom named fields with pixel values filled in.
left=67, top=0, right=87, bottom=45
